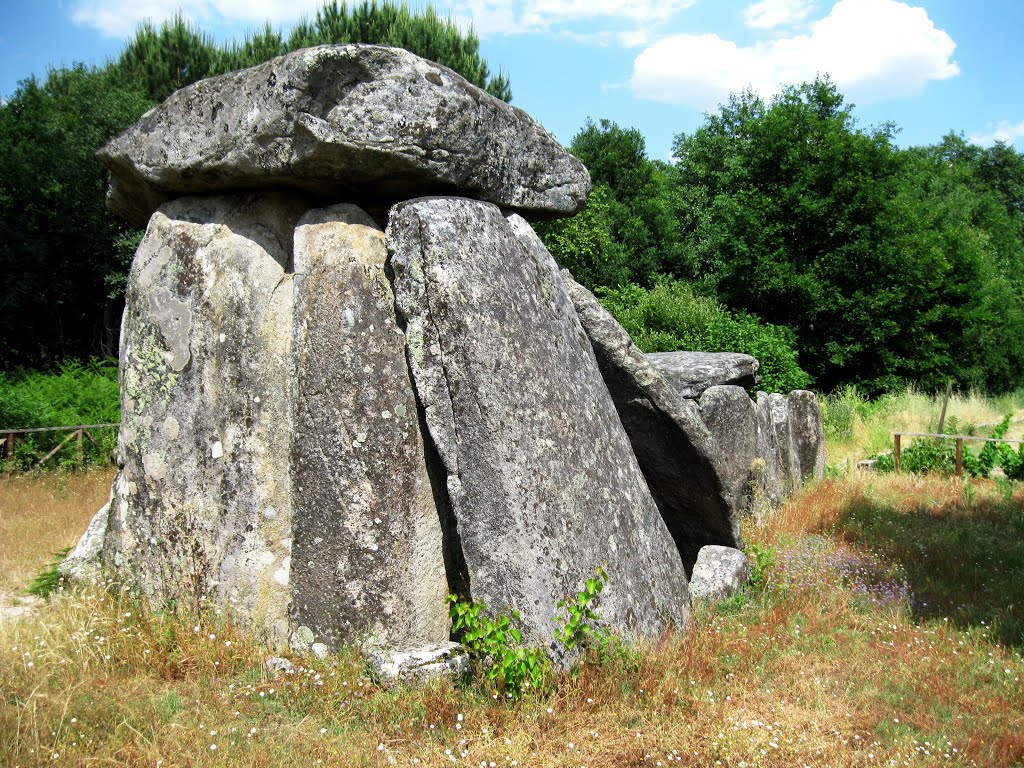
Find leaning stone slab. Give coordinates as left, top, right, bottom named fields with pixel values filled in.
left=699, top=386, right=757, bottom=516
left=788, top=390, right=826, bottom=484
left=558, top=271, right=742, bottom=574
left=647, top=352, right=760, bottom=399
left=101, top=192, right=306, bottom=649
left=388, top=197, right=689, bottom=646
left=688, top=546, right=751, bottom=602
left=59, top=486, right=113, bottom=582
left=289, top=203, right=449, bottom=652
left=98, top=45, right=591, bottom=227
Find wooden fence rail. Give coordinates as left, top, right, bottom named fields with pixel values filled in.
left=893, top=431, right=1024, bottom=476
left=2, top=423, right=119, bottom=465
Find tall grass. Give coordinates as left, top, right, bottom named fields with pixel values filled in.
left=821, top=385, right=1024, bottom=468
left=2, top=467, right=1023, bottom=766
left=0, top=358, right=120, bottom=469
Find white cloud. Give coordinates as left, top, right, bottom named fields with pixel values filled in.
left=744, top=0, right=815, bottom=29
left=69, top=0, right=328, bottom=38
left=969, top=120, right=1024, bottom=147
left=630, top=0, right=958, bottom=110
left=454, top=0, right=694, bottom=37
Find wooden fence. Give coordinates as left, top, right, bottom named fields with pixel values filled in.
left=2, top=423, right=118, bottom=466
left=893, top=431, right=1024, bottom=476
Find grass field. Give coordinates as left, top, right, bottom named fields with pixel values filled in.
left=2, top=396, right=1024, bottom=766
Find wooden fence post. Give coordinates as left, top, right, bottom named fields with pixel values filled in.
left=894, top=433, right=901, bottom=473
left=4, top=432, right=12, bottom=460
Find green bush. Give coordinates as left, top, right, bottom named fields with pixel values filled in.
left=0, top=358, right=119, bottom=469
left=598, top=280, right=812, bottom=394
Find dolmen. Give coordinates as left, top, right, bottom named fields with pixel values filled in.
left=63, top=44, right=824, bottom=659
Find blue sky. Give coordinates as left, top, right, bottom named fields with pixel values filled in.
left=2, top=0, right=1023, bottom=160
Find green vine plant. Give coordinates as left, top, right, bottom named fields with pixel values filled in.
left=447, top=564, right=610, bottom=699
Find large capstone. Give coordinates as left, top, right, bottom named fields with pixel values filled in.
left=98, top=45, right=590, bottom=227
left=647, top=352, right=760, bottom=400
left=289, top=204, right=449, bottom=651
left=558, top=271, right=742, bottom=574
left=387, top=197, right=690, bottom=646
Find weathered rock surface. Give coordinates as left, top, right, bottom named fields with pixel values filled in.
left=558, top=271, right=742, bottom=574
left=288, top=204, right=448, bottom=651
left=388, top=197, right=690, bottom=645
left=688, top=545, right=750, bottom=602
left=98, top=45, right=590, bottom=227
left=88, top=194, right=452, bottom=652
left=756, top=391, right=795, bottom=504
left=647, top=352, right=760, bottom=399
left=59, top=486, right=112, bottom=582
left=103, top=192, right=306, bottom=648
left=364, top=641, right=469, bottom=682
left=699, top=386, right=758, bottom=514
left=788, top=390, right=826, bottom=484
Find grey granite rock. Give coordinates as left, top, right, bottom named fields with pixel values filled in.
left=103, top=192, right=306, bottom=648
left=364, top=641, right=469, bottom=682
left=788, top=390, right=826, bottom=484
left=558, top=271, right=742, bottom=574
left=58, top=485, right=113, bottom=582
left=688, top=545, right=751, bottom=602
left=698, top=385, right=758, bottom=514
left=288, top=203, right=448, bottom=651
left=647, top=352, right=760, bottom=399
left=387, top=197, right=690, bottom=646
left=98, top=45, right=590, bottom=227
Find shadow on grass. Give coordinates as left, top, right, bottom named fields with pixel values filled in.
left=830, top=486, right=1024, bottom=648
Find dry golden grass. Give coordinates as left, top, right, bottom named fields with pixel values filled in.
left=0, top=468, right=115, bottom=593
left=2, top=470, right=1023, bottom=767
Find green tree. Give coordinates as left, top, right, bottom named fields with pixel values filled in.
left=0, top=67, right=152, bottom=366
left=670, top=78, right=1021, bottom=393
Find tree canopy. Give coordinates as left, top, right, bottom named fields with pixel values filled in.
left=541, top=79, right=1024, bottom=395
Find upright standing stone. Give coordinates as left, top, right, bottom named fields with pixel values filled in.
left=787, top=390, right=826, bottom=484
left=752, top=392, right=787, bottom=509
left=699, top=385, right=757, bottom=515
left=388, top=197, right=689, bottom=645
left=558, top=271, right=742, bottom=574
left=104, top=192, right=307, bottom=647
left=289, top=204, right=448, bottom=651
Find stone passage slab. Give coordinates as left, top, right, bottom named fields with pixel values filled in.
left=98, top=45, right=591, bottom=227
left=388, top=197, right=690, bottom=646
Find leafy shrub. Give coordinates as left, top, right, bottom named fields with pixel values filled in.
left=598, top=280, right=812, bottom=394
left=0, top=358, right=119, bottom=469
left=448, top=566, right=611, bottom=698
left=874, top=414, right=1019, bottom=478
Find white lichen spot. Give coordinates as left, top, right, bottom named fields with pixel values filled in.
left=264, top=506, right=277, bottom=520
left=273, top=557, right=290, bottom=586
left=395, top=404, right=408, bottom=418
left=258, top=551, right=276, bottom=566
left=381, top=410, right=392, bottom=419
left=162, top=416, right=180, bottom=440
left=211, top=440, right=224, bottom=460
left=253, top=396, right=261, bottom=404
left=142, top=453, right=167, bottom=481
left=219, top=333, right=226, bottom=343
